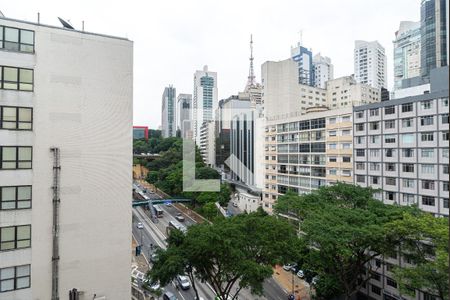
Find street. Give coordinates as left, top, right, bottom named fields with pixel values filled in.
left=132, top=182, right=288, bottom=300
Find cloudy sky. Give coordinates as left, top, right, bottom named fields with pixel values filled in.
left=3, top=1, right=419, bottom=129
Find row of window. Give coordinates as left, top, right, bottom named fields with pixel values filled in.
left=355, top=162, right=449, bottom=174
left=0, top=225, right=31, bottom=251
left=355, top=115, right=449, bottom=131
left=0, top=265, right=30, bottom=293
left=355, top=98, right=449, bottom=119
left=0, top=106, right=32, bottom=130
left=356, top=176, right=449, bottom=191
left=0, top=25, right=34, bottom=53
left=355, top=142, right=449, bottom=158
left=276, top=118, right=326, bottom=132
left=0, top=66, right=33, bottom=91
left=357, top=132, right=449, bottom=145
left=0, top=146, right=32, bottom=169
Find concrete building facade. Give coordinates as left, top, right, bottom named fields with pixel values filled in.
left=199, top=121, right=215, bottom=167
left=0, top=17, right=132, bottom=300
left=291, top=43, right=314, bottom=86
left=326, top=76, right=381, bottom=109
left=354, top=40, right=387, bottom=89
left=161, top=85, right=176, bottom=138
left=176, top=93, right=192, bottom=139
left=193, top=65, right=218, bottom=146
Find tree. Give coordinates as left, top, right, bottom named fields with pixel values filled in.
left=148, top=212, right=299, bottom=300
left=275, top=183, right=413, bottom=300
left=387, top=212, right=449, bottom=300
left=201, top=202, right=219, bottom=220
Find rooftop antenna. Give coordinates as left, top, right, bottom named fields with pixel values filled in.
left=298, top=29, right=303, bottom=46
left=245, top=34, right=256, bottom=90
left=58, top=17, right=74, bottom=30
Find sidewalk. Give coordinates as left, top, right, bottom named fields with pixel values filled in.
left=272, top=265, right=310, bottom=300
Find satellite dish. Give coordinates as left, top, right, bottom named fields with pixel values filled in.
left=58, top=17, right=74, bottom=29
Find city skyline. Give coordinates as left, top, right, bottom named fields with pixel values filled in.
left=1, top=0, right=419, bottom=128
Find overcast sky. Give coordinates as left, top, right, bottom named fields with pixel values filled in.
left=3, top=1, right=420, bottom=129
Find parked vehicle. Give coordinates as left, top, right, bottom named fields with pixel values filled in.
left=176, top=275, right=191, bottom=290
left=283, top=263, right=295, bottom=271
left=296, top=270, right=304, bottom=278
left=136, top=222, right=144, bottom=229
left=311, top=276, right=320, bottom=285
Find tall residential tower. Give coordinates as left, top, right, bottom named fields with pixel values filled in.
left=354, top=40, right=387, bottom=89
left=161, top=85, right=177, bottom=138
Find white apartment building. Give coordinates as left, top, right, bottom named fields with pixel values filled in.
left=354, top=40, right=387, bottom=89
left=193, top=65, right=217, bottom=146
left=176, top=93, right=192, bottom=139
left=0, top=17, right=132, bottom=300
left=161, top=85, right=176, bottom=138
left=393, top=21, right=421, bottom=90
left=326, top=75, right=380, bottom=108
left=313, top=53, right=333, bottom=89
left=199, top=121, right=215, bottom=167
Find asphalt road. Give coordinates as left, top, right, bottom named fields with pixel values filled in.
left=133, top=182, right=288, bottom=300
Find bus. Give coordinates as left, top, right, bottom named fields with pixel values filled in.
left=153, top=205, right=164, bottom=218
left=167, top=220, right=187, bottom=235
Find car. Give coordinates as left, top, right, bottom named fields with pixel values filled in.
left=311, top=276, right=320, bottom=285
left=283, top=263, right=295, bottom=271
left=176, top=275, right=190, bottom=290
left=291, top=264, right=301, bottom=273
left=136, top=222, right=144, bottom=229
left=297, top=270, right=304, bottom=278
left=232, top=202, right=238, bottom=207
left=150, top=253, right=159, bottom=263
left=175, top=213, right=185, bottom=222
left=165, top=202, right=172, bottom=206
left=163, top=291, right=178, bottom=300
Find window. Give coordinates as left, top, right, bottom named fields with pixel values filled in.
left=402, top=148, right=414, bottom=157
left=386, top=177, right=396, bottom=186
left=356, top=162, right=365, bottom=170
left=342, top=156, right=351, bottom=163
left=356, top=175, right=365, bottom=183
left=421, top=149, right=434, bottom=158
left=443, top=131, right=449, bottom=141
left=403, top=194, right=415, bottom=203
left=385, top=163, right=396, bottom=172
left=421, top=132, right=434, bottom=141
left=441, top=114, right=449, bottom=124
left=356, top=111, right=364, bottom=118
left=403, top=179, right=415, bottom=188
left=443, top=198, right=449, bottom=209
left=356, top=123, right=364, bottom=131
left=386, top=191, right=396, bottom=200
left=369, top=122, right=379, bottom=130
left=329, top=156, right=337, bottom=162
left=370, top=135, right=379, bottom=143
left=385, top=149, right=395, bottom=157
left=442, top=98, right=449, bottom=107
left=328, top=131, right=336, bottom=137
left=422, top=196, right=435, bottom=206
left=342, top=116, right=351, bottom=122
left=329, top=169, right=337, bottom=175
left=422, top=180, right=435, bottom=190
left=386, top=278, right=397, bottom=288
left=385, top=106, right=395, bottom=115
left=443, top=165, right=449, bottom=175
left=0, top=146, right=32, bottom=169
left=402, top=164, right=414, bottom=172
left=371, top=176, right=379, bottom=184
left=370, top=149, right=380, bottom=157
left=1, top=25, right=35, bottom=53
left=356, top=136, right=365, bottom=144
left=370, top=163, right=380, bottom=171
left=421, top=164, right=434, bottom=174
left=420, top=116, right=434, bottom=126
left=356, top=149, right=365, bottom=157
left=385, top=135, right=396, bottom=143
left=0, top=106, right=32, bottom=130
left=384, top=120, right=395, bottom=129
left=401, top=134, right=414, bottom=144
left=342, top=130, right=351, bottom=136
left=0, top=225, right=31, bottom=250
left=420, top=100, right=432, bottom=110
left=329, top=118, right=336, bottom=124
left=444, top=149, right=449, bottom=158
left=0, top=264, right=31, bottom=292
left=402, top=103, right=413, bottom=112
left=0, top=66, right=33, bottom=91
left=0, top=186, right=31, bottom=210
left=371, top=285, right=381, bottom=295
left=443, top=182, right=449, bottom=192
left=342, top=143, right=351, bottom=149
left=402, top=118, right=413, bottom=128
left=369, top=108, right=379, bottom=116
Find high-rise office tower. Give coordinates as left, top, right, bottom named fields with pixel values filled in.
left=393, top=21, right=421, bottom=90
left=354, top=40, right=387, bottom=89
left=0, top=16, right=132, bottom=299
left=192, top=66, right=217, bottom=145
left=313, top=53, right=334, bottom=89
left=291, top=42, right=314, bottom=86
left=176, top=93, right=192, bottom=138
left=420, top=0, right=448, bottom=79
left=161, top=85, right=176, bottom=138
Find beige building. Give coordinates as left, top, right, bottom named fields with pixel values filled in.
left=262, top=107, right=353, bottom=214
left=326, top=75, right=380, bottom=109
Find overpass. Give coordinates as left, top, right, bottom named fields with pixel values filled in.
left=132, top=198, right=191, bottom=207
